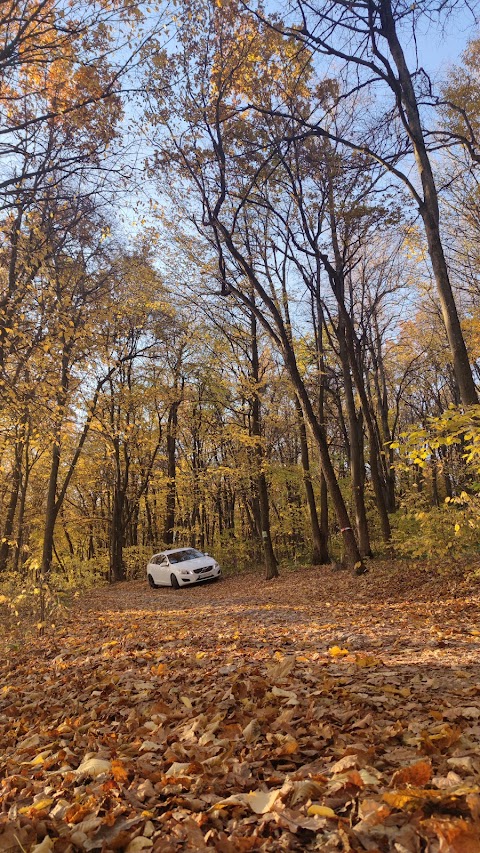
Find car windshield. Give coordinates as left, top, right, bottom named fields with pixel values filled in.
left=168, top=548, right=204, bottom=564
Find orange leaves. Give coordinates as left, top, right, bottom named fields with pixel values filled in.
left=2, top=0, right=126, bottom=152
left=391, top=760, right=432, bottom=787
left=3, top=567, right=480, bottom=850
left=422, top=817, right=480, bottom=853
left=196, top=0, right=313, bottom=116
left=353, top=653, right=381, bottom=668
left=328, top=645, right=349, bottom=657
left=384, top=787, right=442, bottom=810
left=277, top=735, right=299, bottom=756
left=111, top=759, right=129, bottom=783
left=64, top=800, right=97, bottom=825
left=421, top=724, right=462, bottom=753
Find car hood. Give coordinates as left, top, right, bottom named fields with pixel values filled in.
left=173, top=556, right=216, bottom=571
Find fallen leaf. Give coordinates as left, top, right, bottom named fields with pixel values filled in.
left=19, top=798, right=54, bottom=814
left=307, top=804, right=336, bottom=817
left=111, top=759, right=129, bottom=783
left=125, top=838, right=154, bottom=853
left=423, top=816, right=480, bottom=853
left=328, top=646, right=350, bottom=657
left=391, top=760, right=432, bottom=787
left=242, top=719, right=262, bottom=743
left=75, top=757, right=111, bottom=778
left=267, top=655, right=296, bottom=680
left=212, top=788, right=282, bottom=814
left=31, top=750, right=51, bottom=766
left=165, top=762, right=191, bottom=777
left=139, top=740, right=163, bottom=752
left=31, top=838, right=54, bottom=853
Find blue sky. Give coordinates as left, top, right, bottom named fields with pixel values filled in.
left=408, top=10, right=478, bottom=80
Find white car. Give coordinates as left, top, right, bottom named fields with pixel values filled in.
left=147, top=547, right=221, bottom=589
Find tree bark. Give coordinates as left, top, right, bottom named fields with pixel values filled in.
left=294, top=395, right=329, bottom=564
left=13, top=459, right=30, bottom=576
left=250, top=307, right=278, bottom=579
left=110, top=479, right=126, bottom=582
left=378, top=0, right=478, bottom=406
left=0, top=431, right=23, bottom=572
left=325, top=167, right=389, bottom=545
left=41, top=344, right=73, bottom=578
left=337, top=325, right=372, bottom=557
left=41, top=441, right=61, bottom=579
left=283, top=346, right=365, bottom=570
left=214, top=225, right=365, bottom=571
left=315, top=294, right=330, bottom=552
left=163, top=399, right=180, bottom=546
left=370, top=310, right=396, bottom=512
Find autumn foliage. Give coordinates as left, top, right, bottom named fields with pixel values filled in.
left=3, top=1, right=480, bottom=847
left=3, top=565, right=480, bottom=851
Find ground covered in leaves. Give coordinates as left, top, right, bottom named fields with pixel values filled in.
left=2, top=560, right=480, bottom=852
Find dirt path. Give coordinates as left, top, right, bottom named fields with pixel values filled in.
left=2, top=562, right=480, bottom=851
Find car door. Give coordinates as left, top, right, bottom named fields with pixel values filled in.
left=157, top=554, right=169, bottom=585
left=149, top=555, right=161, bottom=586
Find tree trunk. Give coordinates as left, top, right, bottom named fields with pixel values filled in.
left=326, top=170, right=389, bottom=545
left=294, top=396, right=329, bottom=563
left=13, top=461, right=30, bottom=576
left=0, top=436, right=23, bottom=572
left=320, top=470, right=329, bottom=552
left=214, top=223, right=364, bottom=571
left=328, top=270, right=392, bottom=543
left=110, top=483, right=126, bottom=582
left=283, top=347, right=364, bottom=570
left=337, top=326, right=372, bottom=557
left=250, top=307, right=278, bottom=579
left=370, top=312, right=396, bottom=511
left=145, top=491, right=156, bottom=545
left=316, top=296, right=330, bottom=553
left=41, top=441, right=61, bottom=578
left=164, top=399, right=180, bottom=546
left=431, top=452, right=440, bottom=507
left=258, top=469, right=278, bottom=578
left=379, top=0, right=478, bottom=407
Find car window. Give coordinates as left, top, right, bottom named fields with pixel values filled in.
left=167, top=552, right=185, bottom=564
left=168, top=549, right=204, bottom=564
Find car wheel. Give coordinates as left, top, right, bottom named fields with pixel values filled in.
left=170, top=573, right=180, bottom=589
left=148, top=574, right=158, bottom=589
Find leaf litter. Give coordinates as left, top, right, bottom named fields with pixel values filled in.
left=2, top=560, right=480, bottom=851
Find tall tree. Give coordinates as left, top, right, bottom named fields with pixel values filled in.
left=243, top=0, right=479, bottom=406
left=144, top=1, right=372, bottom=569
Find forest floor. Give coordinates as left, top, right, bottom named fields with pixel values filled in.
left=2, top=559, right=480, bottom=852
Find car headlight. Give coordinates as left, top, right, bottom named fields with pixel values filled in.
left=213, top=562, right=219, bottom=570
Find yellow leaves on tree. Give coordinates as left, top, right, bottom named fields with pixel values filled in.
left=3, top=0, right=126, bottom=150
left=442, top=38, right=480, bottom=157
left=179, top=0, right=315, bottom=116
